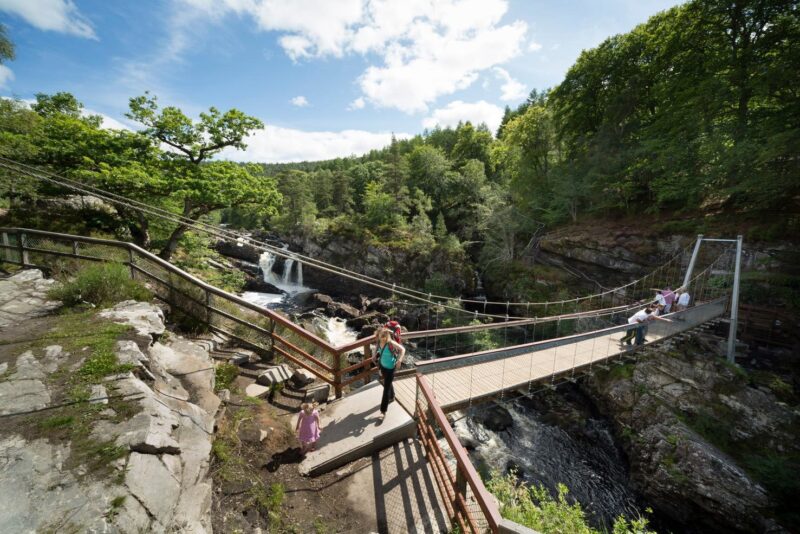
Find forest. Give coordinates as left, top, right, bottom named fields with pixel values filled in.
left=1, top=0, right=798, bottom=300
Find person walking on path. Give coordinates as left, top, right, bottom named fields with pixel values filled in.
left=620, top=305, right=672, bottom=346
left=372, top=327, right=406, bottom=421
left=296, top=402, right=322, bottom=455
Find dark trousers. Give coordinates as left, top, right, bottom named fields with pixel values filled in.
left=621, top=324, right=647, bottom=346
left=379, top=365, right=395, bottom=414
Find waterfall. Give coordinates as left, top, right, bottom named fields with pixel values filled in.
left=258, top=251, right=279, bottom=284
left=282, top=258, right=295, bottom=284
left=296, top=261, right=303, bottom=287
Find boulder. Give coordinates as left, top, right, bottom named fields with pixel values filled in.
left=291, top=368, right=316, bottom=388
left=0, top=269, right=61, bottom=328
left=346, top=311, right=388, bottom=330
left=99, top=300, right=165, bottom=347
left=366, top=298, right=394, bottom=314
left=326, top=301, right=361, bottom=320
left=358, top=324, right=380, bottom=340
left=243, top=276, right=285, bottom=294
left=125, top=452, right=181, bottom=521
left=474, top=404, right=514, bottom=432
left=304, top=383, right=331, bottom=404
left=115, top=340, right=149, bottom=368
left=311, top=293, right=334, bottom=307
left=256, top=364, right=293, bottom=387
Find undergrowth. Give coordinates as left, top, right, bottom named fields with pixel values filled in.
left=49, top=262, right=151, bottom=307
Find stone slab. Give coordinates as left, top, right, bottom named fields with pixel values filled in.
left=245, top=383, right=270, bottom=398
left=304, top=383, right=331, bottom=404
left=298, top=382, right=416, bottom=476
left=256, top=364, right=292, bottom=387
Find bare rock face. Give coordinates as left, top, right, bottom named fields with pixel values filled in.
left=584, top=337, right=795, bottom=533
left=0, top=351, right=50, bottom=415
left=0, top=269, right=61, bottom=328
left=98, top=300, right=166, bottom=347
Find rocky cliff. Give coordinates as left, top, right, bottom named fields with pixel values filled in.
left=0, top=270, right=220, bottom=533
left=583, top=334, right=797, bottom=533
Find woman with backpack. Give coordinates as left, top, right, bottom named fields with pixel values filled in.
left=372, top=326, right=405, bottom=421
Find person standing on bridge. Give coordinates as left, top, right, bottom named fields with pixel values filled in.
left=373, top=327, right=406, bottom=421
left=676, top=288, right=691, bottom=311
left=621, top=306, right=672, bottom=346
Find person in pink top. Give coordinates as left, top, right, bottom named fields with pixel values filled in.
left=662, top=287, right=676, bottom=313
left=296, top=402, right=322, bottom=455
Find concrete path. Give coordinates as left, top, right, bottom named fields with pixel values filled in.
left=341, top=439, right=450, bottom=534
left=298, top=382, right=416, bottom=476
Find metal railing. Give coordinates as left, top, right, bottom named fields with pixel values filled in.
left=415, top=373, right=501, bottom=534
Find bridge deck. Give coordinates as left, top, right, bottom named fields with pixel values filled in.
left=393, top=299, right=726, bottom=414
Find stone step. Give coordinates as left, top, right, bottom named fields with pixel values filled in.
left=210, top=351, right=249, bottom=365
left=238, top=363, right=276, bottom=379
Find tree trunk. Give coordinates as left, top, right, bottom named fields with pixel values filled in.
left=128, top=212, right=151, bottom=249
left=159, top=222, right=190, bottom=261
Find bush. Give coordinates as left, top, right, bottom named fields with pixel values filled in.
left=215, top=363, right=239, bottom=392
left=49, top=263, right=151, bottom=307
left=486, top=472, right=655, bottom=534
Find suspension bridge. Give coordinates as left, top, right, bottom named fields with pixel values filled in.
left=0, top=158, right=745, bottom=534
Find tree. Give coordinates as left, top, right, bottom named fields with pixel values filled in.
left=126, top=93, right=278, bottom=259
left=0, top=24, right=15, bottom=64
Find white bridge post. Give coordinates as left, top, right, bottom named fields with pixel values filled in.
left=727, top=235, right=743, bottom=364
left=682, top=234, right=704, bottom=289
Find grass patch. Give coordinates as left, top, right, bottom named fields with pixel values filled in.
left=39, top=414, right=75, bottom=429
left=215, top=363, right=240, bottom=392
left=49, top=262, right=151, bottom=308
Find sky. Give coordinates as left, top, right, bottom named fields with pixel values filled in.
left=0, top=0, right=681, bottom=162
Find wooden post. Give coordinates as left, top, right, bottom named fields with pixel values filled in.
left=19, top=232, right=28, bottom=266
left=455, top=467, right=468, bottom=515
left=2, top=232, right=10, bottom=263
left=363, top=343, right=372, bottom=384
left=205, top=288, right=211, bottom=325
left=127, top=248, right=135, bottom=279
left=333, top=350, right=343, bottom=399
left=72, top=240, right=78, bottom=257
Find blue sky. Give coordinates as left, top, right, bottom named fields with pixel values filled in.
left=0, top=0, right=680, bottom=162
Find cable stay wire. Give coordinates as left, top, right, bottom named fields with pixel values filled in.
left=0, top=157, right=713, bottom=319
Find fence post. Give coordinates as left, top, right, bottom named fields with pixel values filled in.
left=205, top=288, right=211, bottom=324
left=2, top=232, right=10, bottom=263
left=127, top=248, right=135, bottom=279
left=455, top=466, right=467, bottom=509
left=333, top=350, right=343, bottom=399
left=19, top=232, right=28, bottom=266
left=72, top=240, right=78, bottom=257
left=362, top=343, right=372, bottom=384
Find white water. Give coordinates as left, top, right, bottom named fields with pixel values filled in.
left=312, top=315, right=358, bottom=347
left=257, top=250, right=311, bottom=295
left=454, top=401, right=640, bottom=529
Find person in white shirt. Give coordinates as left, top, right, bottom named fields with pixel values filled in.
left=676, top=289, right=691, bottom=311
left=620, top=305, right=672, bottom=346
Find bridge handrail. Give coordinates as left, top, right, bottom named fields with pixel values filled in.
left=415, top=297, right=729, bottom=374
left=415, top=373, right=502, bottom=533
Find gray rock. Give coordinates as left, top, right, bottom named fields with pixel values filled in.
left=125, top=452, right=181, bottom=520
left=0, top=351, right=50, bottom=416
left=291, top=368, right=316, bottom=387
left=116, top=340, right=149, bottom=367
left=245, top=383, right=270, bottom=398
left=99, top=300, right=165, bottom=347
left=304, top=383, right=331, bottom=404
left=474, top=404, right=514, bottom=432
left=256, top=364, right=293, bottom=387
left=326, top=301, right=361, bottom=320
left=89, top=384, right=108, bottom=404
left=0, top=270, right=61, bottom=328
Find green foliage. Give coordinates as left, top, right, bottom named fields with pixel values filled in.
left=49, top=262, right=151, bottom=307
left=486, top=471, right=655, bottom=534
left=0, top=24, right=14, bottom=63
left=215, top=363, right=240, bottom=392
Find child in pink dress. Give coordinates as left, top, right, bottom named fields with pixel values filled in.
left=296, top=402, right=321, bottom=455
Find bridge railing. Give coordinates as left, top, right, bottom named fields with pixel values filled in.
left=414, top=373, right=501, bottom=534
left=0, top=227, right=350, bottom=396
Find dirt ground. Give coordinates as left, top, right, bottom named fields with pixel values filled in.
left=210, top=375, right=377, bottom=534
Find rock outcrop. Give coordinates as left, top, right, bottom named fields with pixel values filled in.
left=0, top=269, right=61, bottom=328
left=0, top=289, right=220, bottom=533
left=584, top=336, right=795, bottom=532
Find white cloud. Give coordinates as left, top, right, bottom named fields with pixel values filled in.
left=493, top=67, right=527, bottom=101
left=422, top=100, right=504, bottom=133
left=0, top=0, right=96, bottom=39
left=0, top=65, right=14, bottom=89
left=85, top=109, right=132, bottom=130
left=181, top=0, right=528, bottom=113
left=348, top=97, right=365, bottom=110
left=528, top=40, right=542, bottom=52
left=290, top=95, right=309, bottom=107
left=220, top=125, right=409, bottom=163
